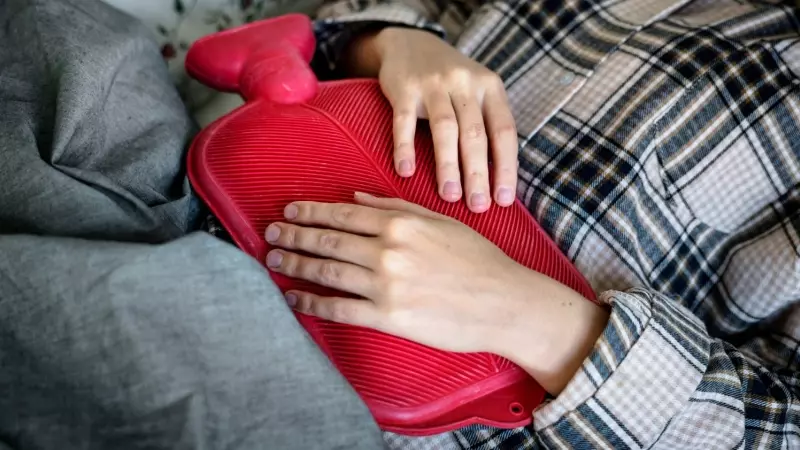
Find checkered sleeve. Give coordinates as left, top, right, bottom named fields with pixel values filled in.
left=313, top=0, right=450, bottom=72
left=530, top=288, right=800, bottom=448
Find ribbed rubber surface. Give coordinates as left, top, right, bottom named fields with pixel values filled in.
left=188, top=79, right=596, bottom=435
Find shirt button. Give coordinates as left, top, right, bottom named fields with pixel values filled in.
left=560, top=73, right=575, bottom=85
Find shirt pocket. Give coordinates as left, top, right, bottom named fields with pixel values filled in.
left=649, top=44, right=800, bottom=234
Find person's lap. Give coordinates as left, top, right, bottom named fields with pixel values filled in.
left=0, top=1, right=384, bottom=449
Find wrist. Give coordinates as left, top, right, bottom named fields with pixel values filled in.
left=491, top=268, right=610, bottom=396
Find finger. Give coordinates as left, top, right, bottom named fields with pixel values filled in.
left=283, top=201, right=393, bottom=236
left=286, top=291, right=382, bottom=329
left=483, top=87, right=519, bottom=207
left=423, top=90, right=462, bottom=202
left=391, top=97, right=419, bottom=178
left=266, top=250, right=376, bottom=298
left=451, top=91, right=491, bottom=213
left=353, top=192, right=447, bottom=220
left=265, top=222, right=379, bottom=268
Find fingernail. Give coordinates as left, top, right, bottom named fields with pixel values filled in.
left=285, top=293, right=297, bottom=308
left=266, top=250, right=283, bottom=268
left=265, top=224, right=280, bottom=242
left=497, top=187, right=514, bottom=205
left=398, top=159, right=413, bottom=176
left=284, top=204, right=298, bottom=220
left=354, top=191, right=374, bottom=199
left=443, top=181, right=461, bottom=199
left=470, top=192, right=489, bottom=209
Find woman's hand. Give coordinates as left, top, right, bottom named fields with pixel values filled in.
left=264, top=193, right=609, bottom=395
left=343, top=28, right=519, bottom=213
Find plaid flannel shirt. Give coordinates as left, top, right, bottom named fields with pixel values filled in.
left=313, top=0, right=800, bottom=448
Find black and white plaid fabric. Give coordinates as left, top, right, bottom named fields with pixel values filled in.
left=314, top=0, right=800, bottom=448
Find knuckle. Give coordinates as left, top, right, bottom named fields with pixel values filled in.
left=317, top=262, right=341, bottom=285
left=437, top=160, right=459, bottom=174
left=444, top=67, right=472, bottom=85
left=384, top=214, right=420, bottom=241
left=400, top=77, right=423, bottom=89
left=464, top=170, right=489, bottom=190
left=377, top=248, right=400, bottom=273
left=378, top=249, right=412, bottom=277
left=331, top=205, right=355, bottom=226
left=318, top=232, right=340, bottom=251
left=420, top=72, right=444, bottom=86
left=329, top=302, right=355, bottom=324
left=284, top=226, right=297, bottom=247
left=491, top=122, right=517, bottom=140
left=394, top=110, right=416, bottom=124
left=430, top=115, right=458, bottom=133
left=467, top=170, right=488, bottom=183
left=461, top=122, right=486, bottom=141
left=306, top=297, right=322, bottom=317
left=395, top=142, right=415, bottom=155
left=281, top=253, right=299, bottom=275
left=498, top=162, right=519, bottom=175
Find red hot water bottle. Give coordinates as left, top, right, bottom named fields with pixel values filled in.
left=185, top=14, right=596, bottom=435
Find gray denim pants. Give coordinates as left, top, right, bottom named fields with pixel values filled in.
left=0, top=1, right=383, bottom=448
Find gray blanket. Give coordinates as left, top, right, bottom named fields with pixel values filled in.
left=0, top=1, right=383, bottom=448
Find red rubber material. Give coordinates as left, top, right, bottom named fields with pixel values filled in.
left=186, top=14, right=318, bottom=103
left=186, top=15, right=597, bottom=435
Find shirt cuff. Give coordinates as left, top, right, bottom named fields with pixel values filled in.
left=313, top=5, right=445, bottom=73
left=533, top=288, right=711, bottom=447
